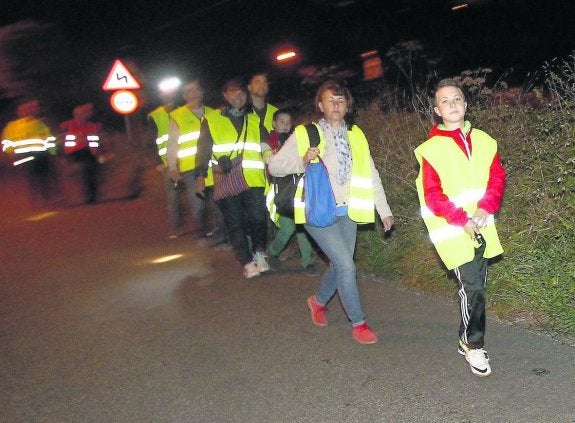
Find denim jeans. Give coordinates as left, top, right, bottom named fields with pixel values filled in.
left=304, top=215, right=365, bottom=326
left=268, top=215, right=315, bottom=268
left=165, top=170, right=204, bottom=233
left=216, top=187, right=268, bottom=266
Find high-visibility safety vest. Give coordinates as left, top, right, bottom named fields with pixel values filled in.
left=148, top=106, right=171, bottom=166
left=260, top=103, right=278, bottom=133
left=414, top=129, right=504, bottom=270
left=1, top=117, right=56, bottom=166
left=61, top=120, right=101, bottom=155
left=292, top=123, right=376, bottom=225
left=204, top=109, right=266, bottom=188
left=169, top=105, right=213, bottom=173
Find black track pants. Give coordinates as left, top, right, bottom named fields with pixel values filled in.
left=453, top=238, right=488, bottom=349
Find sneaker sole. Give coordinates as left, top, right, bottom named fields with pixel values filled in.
left=353, top=336, right=378, bottom=345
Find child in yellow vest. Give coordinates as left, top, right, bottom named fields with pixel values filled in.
left=414, top=79, right=506, bottom=377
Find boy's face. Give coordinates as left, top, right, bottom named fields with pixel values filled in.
left=434, top=86, right=467, bottom=129
left=273, top=113, right=292, bottom=134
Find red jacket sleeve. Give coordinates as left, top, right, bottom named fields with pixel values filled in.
left=477, top=153, right=506, bottom=213
left=422, top=159, right=469, bottom=226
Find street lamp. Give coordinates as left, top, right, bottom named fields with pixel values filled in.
left=276, top=50, right=297, bottom=62
left=158, top=77, right=182, bottom=93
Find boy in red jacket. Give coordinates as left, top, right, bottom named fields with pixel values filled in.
left=414, top=79, right=506, bottom=377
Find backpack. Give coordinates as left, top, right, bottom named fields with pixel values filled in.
left=272, top=124, right=320, bottom=217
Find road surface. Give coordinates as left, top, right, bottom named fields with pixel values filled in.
left=1, top=169, right=573, bottom=422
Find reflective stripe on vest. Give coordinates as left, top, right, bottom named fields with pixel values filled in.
left=64, top=134, right=100, bottom=152
left=3, top=136, right=56, bottom=165
left=292, top=123, right=375, bottom=224
left=205, top=110, right=266, bottom=188
left=149, top=107, right=171, bottom=166
left=2, top=137, right=56, bottom=154
left=414, top=128, right=503, bottom=270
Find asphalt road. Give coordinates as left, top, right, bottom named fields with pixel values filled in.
left=1, top=169, right=574, bottom=423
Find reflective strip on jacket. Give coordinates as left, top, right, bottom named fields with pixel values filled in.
left=204, top=109, right=266, bottom=188
left=148, top=106, right=171, bottom=166
left=2, top=117, right=56, bottom=165
left=292, top=123, right=375, bottom=225
left=414, top=129, right=504, bottom=270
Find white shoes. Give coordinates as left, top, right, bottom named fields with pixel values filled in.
left=459, top=340, right=491, bottom=377
left=253, top=251, right=270, bottom=273
left=243, top=252, right=270, bottom=279
left=243, top=261, right=260, bottom=279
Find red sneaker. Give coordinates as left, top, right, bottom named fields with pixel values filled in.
left=352, top=323, right=378, bottom=344
left=306, top=295, right=327, bottom=326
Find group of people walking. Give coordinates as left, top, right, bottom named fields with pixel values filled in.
left=148, top=72, right=506, bottom=378
left=1, top=99, right=104, bottom=205
left=2, top=70, right=505, bottom=378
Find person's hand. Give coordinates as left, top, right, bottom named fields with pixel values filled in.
left=303, top=147, right=320, bottom=164
left=195, top=176, right=206, bottom=194
left=463, top=219, right=478, bottom=238
left=382, top=216, right=394, bottom=232
left=471, top=208, right=490, bottom=228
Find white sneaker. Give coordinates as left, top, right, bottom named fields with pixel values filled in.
left=459, top=340, right=491, bottom=377
left=243, top=261, right=261, bottom=279
left=253, top=251, right=270, bottom=273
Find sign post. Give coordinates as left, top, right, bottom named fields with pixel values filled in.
left=102, top=59, right=141, bottom=146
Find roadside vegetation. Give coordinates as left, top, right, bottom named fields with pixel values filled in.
left=354, top=52, right=575, bottom=341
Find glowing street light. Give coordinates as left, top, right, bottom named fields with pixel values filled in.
left=452, top=3, right=469, bottom=10
left=276, top=51, right=297, bottom=62
left=158, top=77, right=182, bottom=93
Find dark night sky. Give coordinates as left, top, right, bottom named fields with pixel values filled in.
left=2, top=0, right=575, bottom=108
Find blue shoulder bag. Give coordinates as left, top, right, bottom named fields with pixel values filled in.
left=303, top=124, right=337, bottom=227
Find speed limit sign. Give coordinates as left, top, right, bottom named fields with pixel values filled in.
left=110, top=90, right=139, bottom=114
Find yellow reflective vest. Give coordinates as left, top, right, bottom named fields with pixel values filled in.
left=169, top=105, right=213, bottom=173
left=148, top=106, right=170, bottom=166
left=260, top=103, right=278, bottom=133
left=204, top=109, right=266, bottom=188
left=293, top=123, right=376, bottom=225
left=414, top=128, right=504, bottom=270
left=1, top=117, right=56, bottom=166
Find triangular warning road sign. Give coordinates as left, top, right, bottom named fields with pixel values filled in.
left=102, top=59, right=141, bottom=90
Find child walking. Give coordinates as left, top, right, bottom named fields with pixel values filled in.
left=414, top=79, right=506, bottom=376
left=266, top=109, right=318, bottom=275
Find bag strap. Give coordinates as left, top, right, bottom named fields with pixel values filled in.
left=304, top=123, right=320, bottom=148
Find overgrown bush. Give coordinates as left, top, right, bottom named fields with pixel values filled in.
left=355, top=53, right=575, bottom=339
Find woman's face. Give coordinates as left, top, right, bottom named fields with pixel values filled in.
left=318, top=89, right=348, bottom=124
left=224, top=87, right=248, bottom=110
